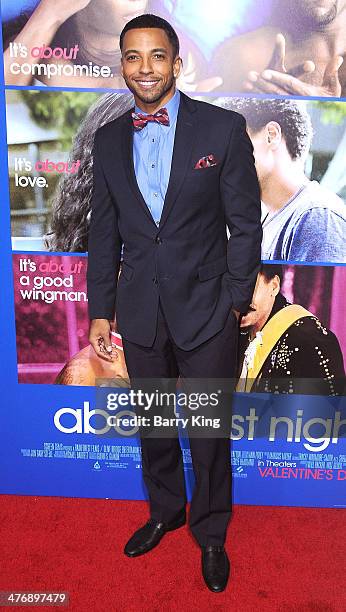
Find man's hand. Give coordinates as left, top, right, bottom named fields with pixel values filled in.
left=89, top=318, right=114, bottom=362
left=244, top=33, right=314, bottom=93
left=266, top=33, right=315, bottom=77
left=243, top=33, right=343, bottom=97
left=254, top=55, right=343, bottom=97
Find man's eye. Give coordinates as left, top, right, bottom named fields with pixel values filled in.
left=153, top=54, right=165, bottom=59
left=127, top=55, right=139, bottom=61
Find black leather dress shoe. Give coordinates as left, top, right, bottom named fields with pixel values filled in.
left=124, top=513, right=186, bottom=557
left=201, top=545, right=230, bottom=592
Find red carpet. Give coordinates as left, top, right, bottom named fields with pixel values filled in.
left=0, top=496, right=345, bottom=612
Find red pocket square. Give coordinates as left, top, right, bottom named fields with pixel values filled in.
left=194, top=154, right=219, bottom=169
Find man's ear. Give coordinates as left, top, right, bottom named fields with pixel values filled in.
left=173, top=56, right=183, bottom=79
left=272, top=274, right=281, bottom=296
left=266, top=121, right=281, bottom=149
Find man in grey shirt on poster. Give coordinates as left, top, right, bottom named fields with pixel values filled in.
left=218, top=97, right=346, bottom=263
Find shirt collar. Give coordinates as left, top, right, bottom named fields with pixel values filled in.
left=134, top=89, right=180, bottom=129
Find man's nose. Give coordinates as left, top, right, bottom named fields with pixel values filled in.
left=139, top=58, right=154, bottom=73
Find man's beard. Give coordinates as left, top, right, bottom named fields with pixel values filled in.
left=124, top=73, right=175, bottom=106
left=297, top=1, right=339, bottom=28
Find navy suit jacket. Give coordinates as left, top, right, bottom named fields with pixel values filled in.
left=87, top=90, right=262, bottom=350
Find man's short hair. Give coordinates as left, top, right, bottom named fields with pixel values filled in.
left=216, top=97, right=313, bottom=161
left=120, top=13, right=180, bottom=58
left=260, top=263, right=284, bottom=285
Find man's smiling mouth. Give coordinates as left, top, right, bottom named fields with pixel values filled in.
left=135, top=80, right=160, bottom=88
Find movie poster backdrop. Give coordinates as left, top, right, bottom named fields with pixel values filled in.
left=0, top=0, right=345, bottom=506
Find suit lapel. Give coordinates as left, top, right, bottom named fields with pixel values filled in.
left=121, top=109, right=156, bottom=226
left=121, top=91, right=198, bottom=230
left=159, top=92, right=197, bottom=229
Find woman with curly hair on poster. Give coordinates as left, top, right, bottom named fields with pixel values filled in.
left=45, top=91, right=133, bottom=252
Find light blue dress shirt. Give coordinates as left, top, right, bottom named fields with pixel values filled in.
left=133, top=89, right=180, bottom=226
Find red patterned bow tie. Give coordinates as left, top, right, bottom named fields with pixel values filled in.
left=131, top=107, right=170, bottom=131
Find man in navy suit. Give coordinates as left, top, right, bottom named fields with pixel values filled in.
left=87, top=13, right=262, bottom=593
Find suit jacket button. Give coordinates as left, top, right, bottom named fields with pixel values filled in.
left=152, top=277, right=158, bottom=284
left=155, top=236, right=162, bottom=244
